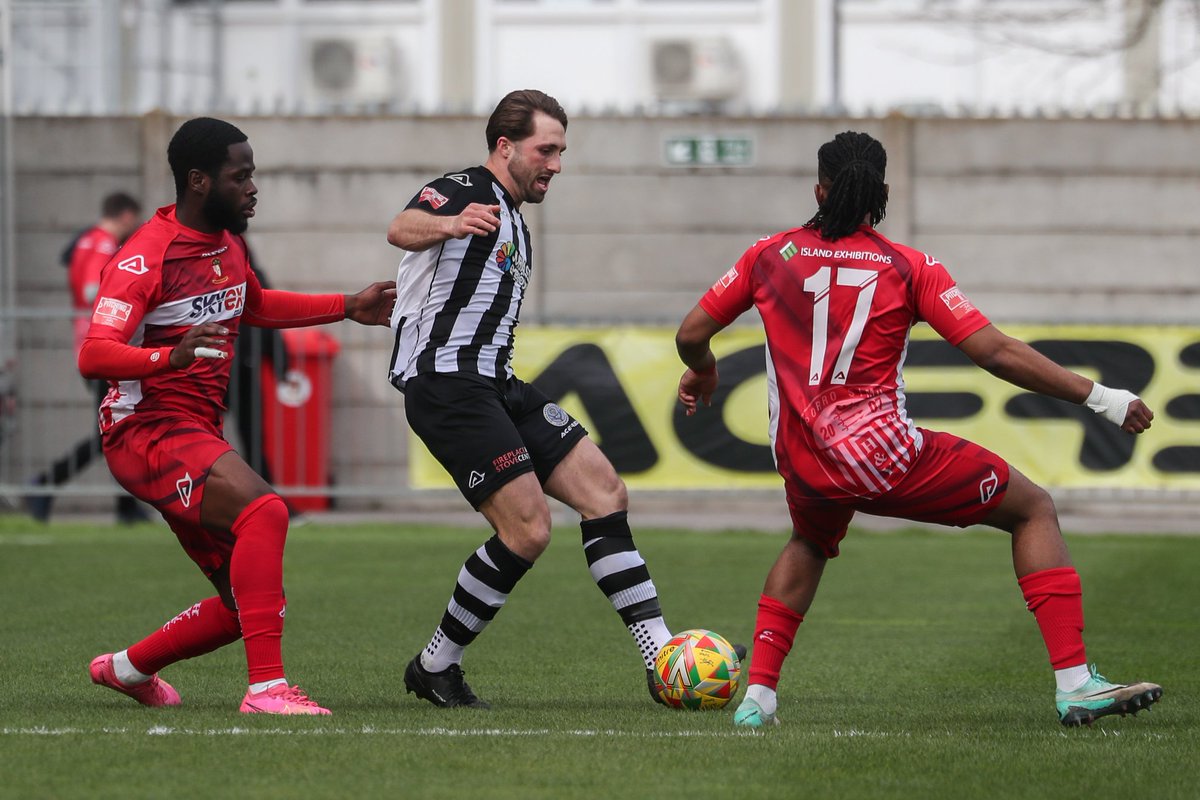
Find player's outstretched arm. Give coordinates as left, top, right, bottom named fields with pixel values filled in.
left=674, top=304, right=727, bottom=416
left=386, top=204, right=500, bottom=252
left=344, top=281, right=398, bottom=326
left=957, top=324, right=1153, bottom=434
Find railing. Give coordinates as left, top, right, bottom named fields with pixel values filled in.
left=0, top=307, right=410, bottom=514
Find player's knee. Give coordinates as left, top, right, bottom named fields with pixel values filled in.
left=1024, top=483, right=1058, bottom=525
left=232, top=493, right=290, bottom=539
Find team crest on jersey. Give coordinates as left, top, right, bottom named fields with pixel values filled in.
left=496, top=241, right=530, bottom=290
left=211, top=257, right=229, bottom=285
left=117, top=255, right=147, bottom=275
left=419, top=186, right=449, bottom=209
left=93, top=297, right=133, bottom=330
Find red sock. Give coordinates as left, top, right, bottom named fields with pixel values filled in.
left=748, top=594, right=805, bottom=690
left=1018, top=566, right=1086, bottom=669
left=126, top=596, right=242, bottom=675
left=229, top=494, right=290, bottom=685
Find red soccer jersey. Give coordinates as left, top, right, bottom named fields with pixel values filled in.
left=80, top=205, right=344, bottom=433
left=699, top=224, right=990, bottom=501
left=67, top=225, right=120, bottom=355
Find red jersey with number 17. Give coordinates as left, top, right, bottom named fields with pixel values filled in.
left=699, top=224, right=990, bottom=501
left=83, top=205, right=261, bottom=432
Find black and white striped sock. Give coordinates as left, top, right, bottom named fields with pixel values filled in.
left=421, top=534, right=532, bottom=673
left=581, top=511, right=672, bottom=669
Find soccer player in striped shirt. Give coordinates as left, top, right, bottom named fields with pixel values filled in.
left=675, top=131, right=1162, bottom=728
left=386, top=90, right=716, bottom=708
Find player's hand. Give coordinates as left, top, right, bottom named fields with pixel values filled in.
left=169, top=323, right=229, bottom=368
left=449, top=203, right=501, bottom=239
left=1121, top=398, right=1154, bottom=434
left=678, top=367, right=719, bottom=416
left=345, top=281, right=398, bottom=326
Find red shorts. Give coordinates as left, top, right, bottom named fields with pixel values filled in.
left=103, top=414, right=235, bottom=576
left=786, top=429, right=1010, bottom=558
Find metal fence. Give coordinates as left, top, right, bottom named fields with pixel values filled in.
left=0, top=306, right=409, bottom=516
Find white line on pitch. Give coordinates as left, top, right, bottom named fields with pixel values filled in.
left=0, top=726, right=763, bottom=739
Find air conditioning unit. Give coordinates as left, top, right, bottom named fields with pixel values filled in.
left=303, top=35, right=400, bottom=107
left=650, top=37, right=743, bottom=103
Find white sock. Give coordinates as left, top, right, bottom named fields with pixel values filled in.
left=745, top=684, right=778, bottom=715
left=112, top=650, right=152, bottom=686
left=1055, top=663, right=1091, bottom=693
left=629, top=617, right=672, bottom=670
left=249, top=678, right=287, bottom=694
left=421, top=627, right=464, bottom=673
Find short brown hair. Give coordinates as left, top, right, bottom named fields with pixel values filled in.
left=485, top=90, right=567, bottom=152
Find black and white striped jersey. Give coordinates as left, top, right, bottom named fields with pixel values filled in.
left=388, top=166, right=533, bottom=390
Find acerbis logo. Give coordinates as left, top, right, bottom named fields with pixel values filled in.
left=446, top=173, right=473, bottom=186
left=468, top=470, right=486, bottom=489
left=979, top=471, right=999, bottom=504
left=118, top=255, right=148, bottom=275
left=176, top=472, right=194, bottom=508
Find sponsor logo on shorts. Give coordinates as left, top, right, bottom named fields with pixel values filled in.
left=493, top=447, right=530, bottom=473
left=117, top=254, right=148, bottom=275
left=419, top=185, right=449, bottom=209
left=176, top=472, right=194, bottom=508
left=940, top=286, right=976, bottom=320
left=93, top=297, right=133, bottom=329
left=979, top=470, right=999, bottom=504
left=468, top=470, right=486, bottom=488
left=543, top=403, right=570, bottom=427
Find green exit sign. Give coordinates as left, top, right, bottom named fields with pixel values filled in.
left=663, top=135, right=755, bottom=167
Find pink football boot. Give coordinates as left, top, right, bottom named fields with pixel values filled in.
left=239, top=683, right=331, bottom=715
left=89, top=653, right=181, bottom=707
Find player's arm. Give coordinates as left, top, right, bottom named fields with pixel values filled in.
left=79, top=324, right=231, bottom=379
left=242, top=266, right=397, bottom=329
left=386, top=204, right=501, bottom=252
left=956, top=324, right=1153, bottom=434
left=675, top=305, right=729, bottom=416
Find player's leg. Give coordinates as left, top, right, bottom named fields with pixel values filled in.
left=401, top=374, right=546, bottom=708
left=980, top=466, right=1162, bottom=725
left=200, top=451, right=328, bottom=714
left=540, top=438, right=675, bottom=681
left=871, top=429, right=1161, bottom=725
left=90, top=418, right=243, bottom=707
left=734, top=498, right=847, bottom=728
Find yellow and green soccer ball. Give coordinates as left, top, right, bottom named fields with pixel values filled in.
left=652, top=629, right=741, bottom=710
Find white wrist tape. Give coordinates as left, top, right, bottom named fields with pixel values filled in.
left=194, top=347, right=227, bottom=359
left=1085, top=382, right=1137, bottom=426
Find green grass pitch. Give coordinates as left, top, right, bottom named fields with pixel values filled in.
left=0, top=517, right=1195, bottom=799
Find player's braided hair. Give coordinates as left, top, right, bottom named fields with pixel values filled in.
left=804, top=131, right=888, bottom=242
left=167, top=117, right=249, bottom=197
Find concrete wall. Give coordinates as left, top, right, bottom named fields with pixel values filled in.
left=9, top=113, right=1200, bottom=507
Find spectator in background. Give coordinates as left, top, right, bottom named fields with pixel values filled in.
left=26, top=192, right=148, bottom=523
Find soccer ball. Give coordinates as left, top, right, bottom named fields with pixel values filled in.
left=652, top=629, right=741, bottom=710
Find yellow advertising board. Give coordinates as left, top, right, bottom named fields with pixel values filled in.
left=410, top=325, right=1200, bottom=491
